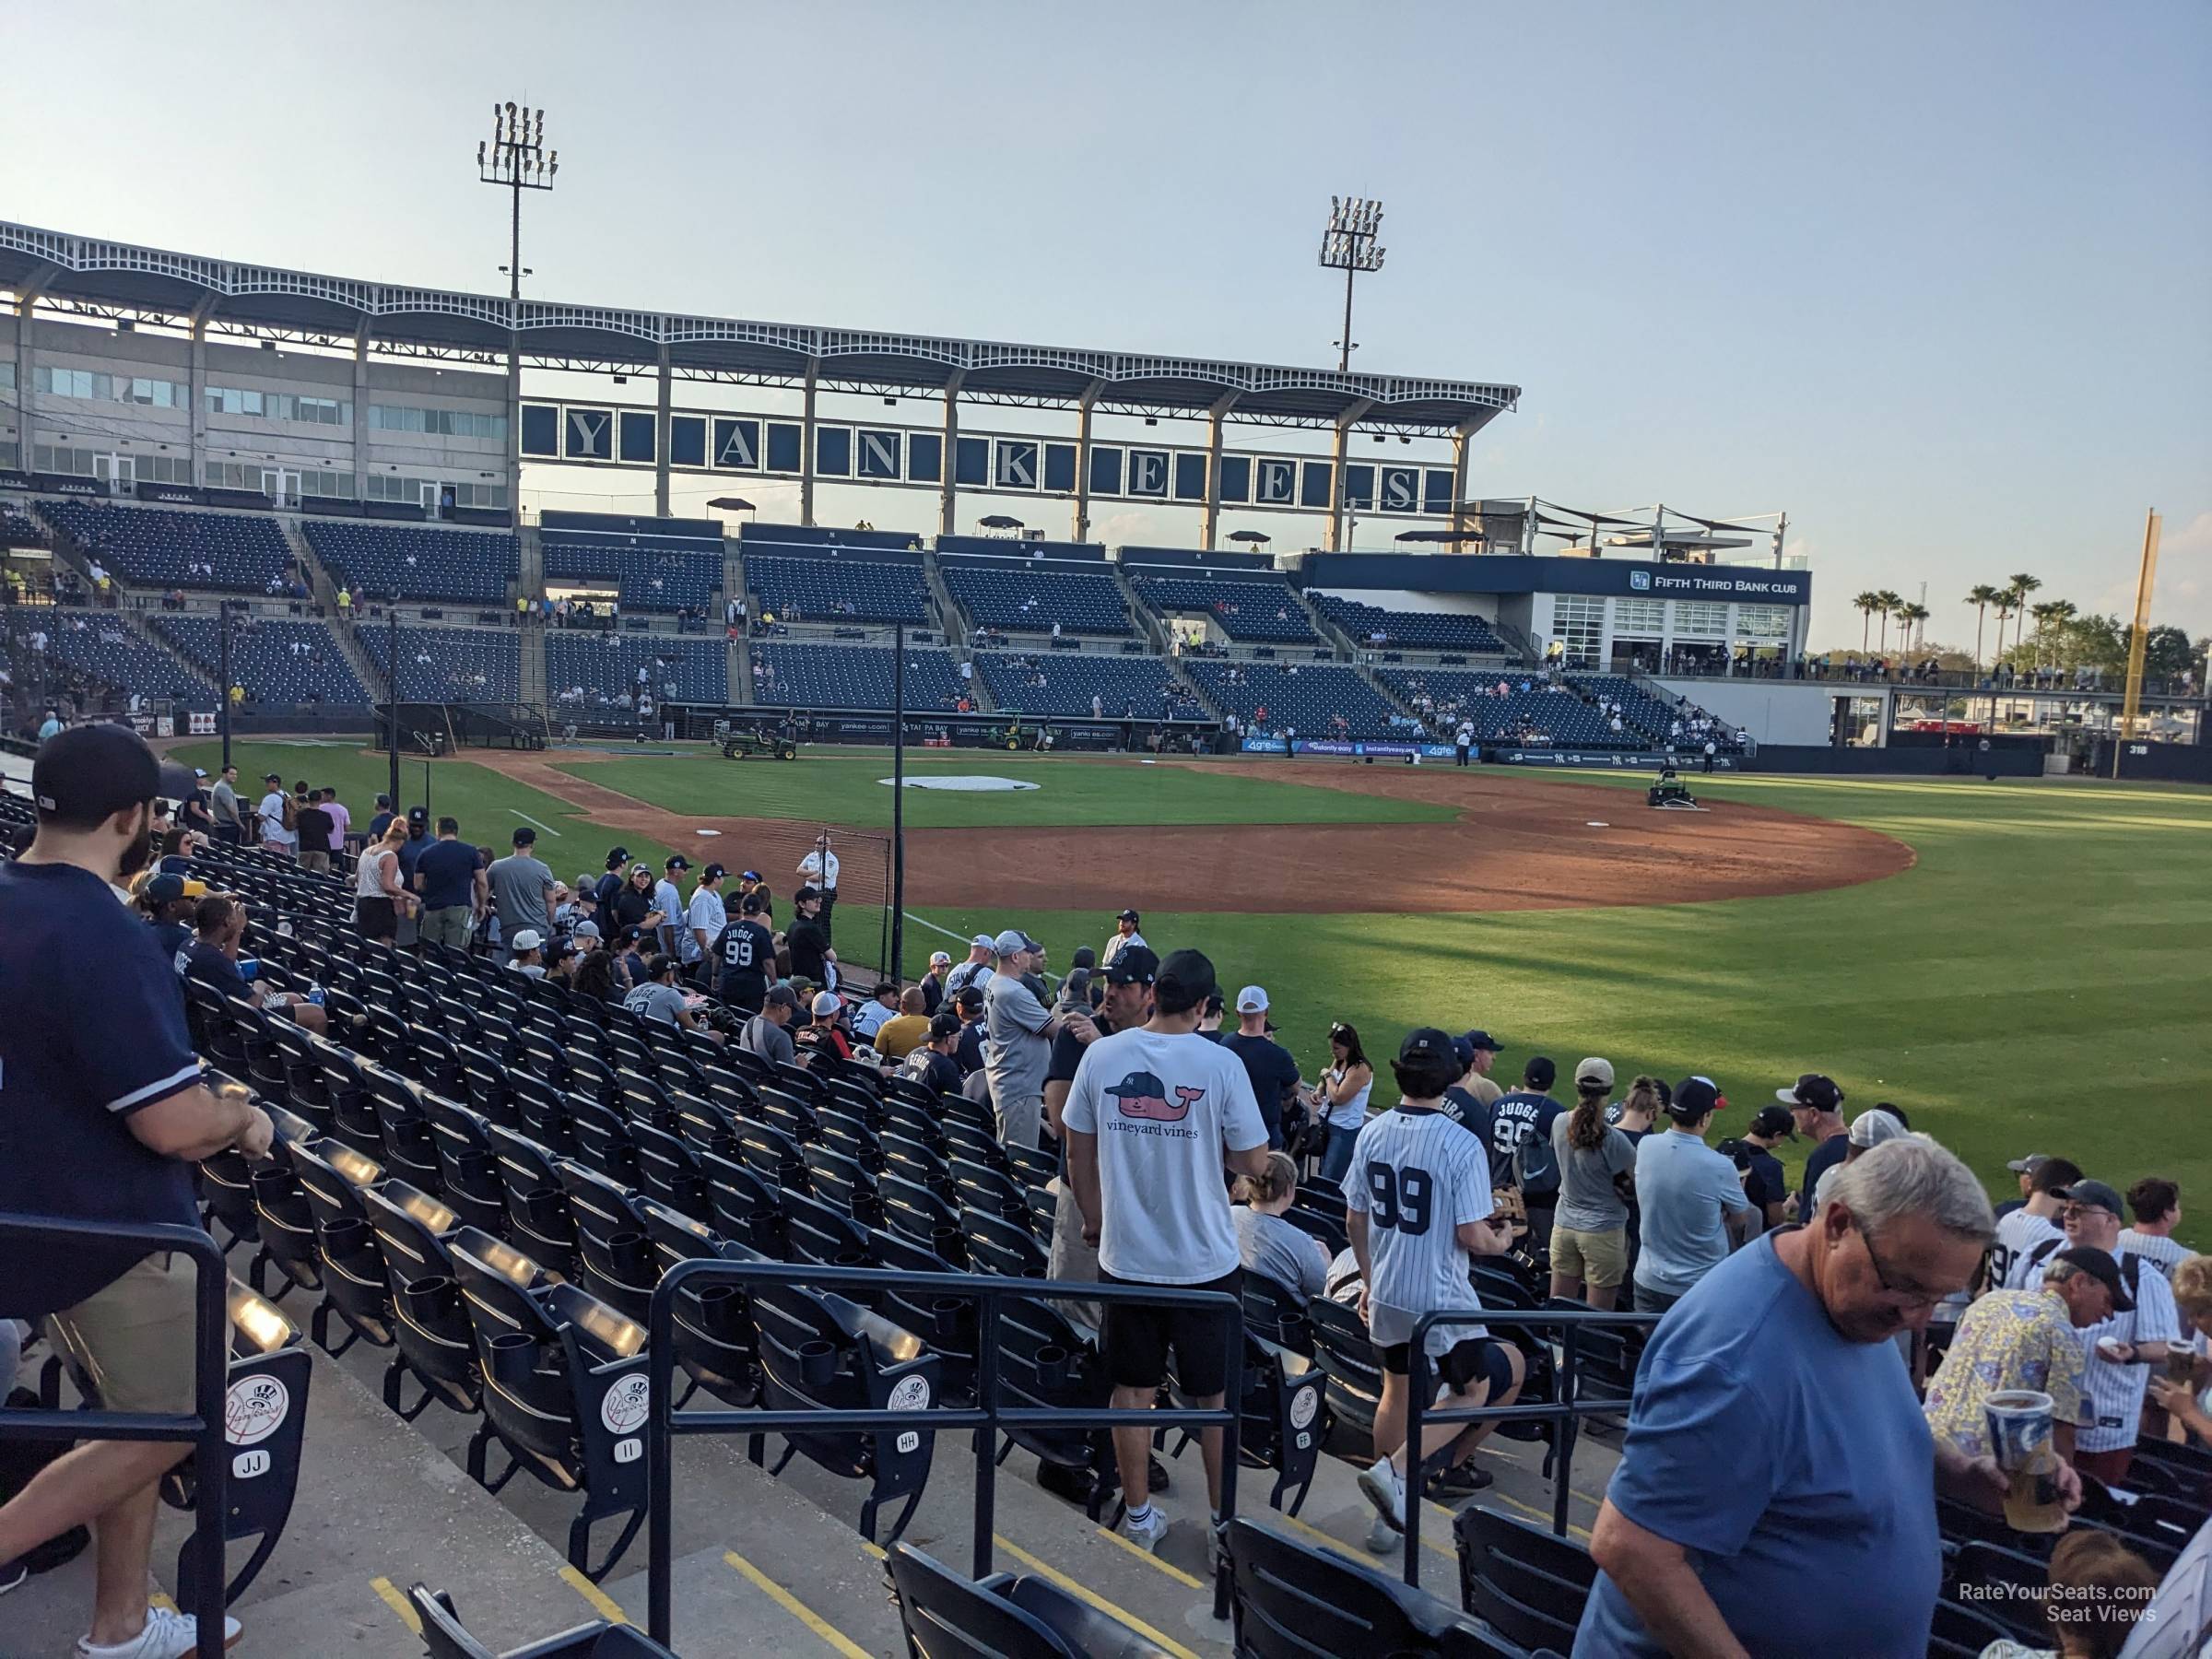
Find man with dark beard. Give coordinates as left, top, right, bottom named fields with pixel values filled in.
left=0, top=724, right=275, bottom=1655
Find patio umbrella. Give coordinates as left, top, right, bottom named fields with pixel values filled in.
left=1228, top=531, right=1272, bottom=545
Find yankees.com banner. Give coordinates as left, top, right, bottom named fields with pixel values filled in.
left=1241, top=737, right=1459, bottom=759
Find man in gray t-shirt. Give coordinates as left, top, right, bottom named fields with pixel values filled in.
left=486, top=828, right=556, bottom=959
left=741, top=985, right=799, bottom=1068
left=982, top=928, right=1087, bottom=1151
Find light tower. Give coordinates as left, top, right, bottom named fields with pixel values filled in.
left=478, top=103, right=557, bottom=522
left=1319, top=195, right=1385, bottom=372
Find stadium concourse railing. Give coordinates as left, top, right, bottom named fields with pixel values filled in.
left=1397, top=1305, right=1660, bottom=1587
left=0, top=1214, right=232, bottom=1659
left=643, top=1262, right=1247, bottom=1644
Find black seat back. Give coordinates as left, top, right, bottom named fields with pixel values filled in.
left=1229, top=1516, right=1475, bottom=1657
left=887, top=1545, right=1075, bottom=1659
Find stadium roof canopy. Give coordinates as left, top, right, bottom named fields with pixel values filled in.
left=0, top=221, right=1519, bottom=436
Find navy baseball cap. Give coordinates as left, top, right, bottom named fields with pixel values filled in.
left=33, top=724, right=163, bottom=824
left=1103, top=945, right=1159, bottom=986
left=665, top=853, right=690, bottom=870
left=1670, top=1076, right=1727, bottom=1120
left=1116, top=909, right=1140, bottom=924
left=1451, top=1036, right=1476, bottom=1069
left=1399, top=1027, right=1456, bottom=1063
left=2052, top=1246, right=2134, bottom=1312
left=1747, top=1104, right=1797, bottom=1140
left=1777, top=1074, right=1844, bottom=1112
left=512, top=827, right=536, bottom=845
left=700, top=863, right=726, bottom=881
left=1523, top=1055, right=1557, bottom=1091
left=1462, top=1030, right=1501, bottom=1053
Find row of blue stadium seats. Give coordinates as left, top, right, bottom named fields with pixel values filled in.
left=543, top=535, right=721, bottom=613
left=970, top=651, right=1204, bottom=720
left=40, top=498, right=291, bottom=594
left=150, top=615, right=369, bottom=706
left=1183, top=660, right=1398, bottom=737
left=1385, top=669, right=1630, bottom=746
left=547, top=631, right=728, bottom=702
left=745, top=555, right=933, bottom=626
left=2, top=607, right=210, bottom=701
left=304, top=521, right=519, bottom=606
left=1572, top=674, right=1744, bottom=750
left=941, top=561, right=1131, bottom=636
left=1127, top=573, right=1319, bottom=642
left=748, top=641, right=963, bottom=711
left=1312, top=593, right=1505, bottom=653
left=359, top=626, right=522, bottom=701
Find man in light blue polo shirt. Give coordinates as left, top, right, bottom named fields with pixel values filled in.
left=1631, top=1076, right=1754, bottom=1319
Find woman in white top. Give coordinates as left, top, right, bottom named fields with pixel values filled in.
left=1306, top=1021, right=1374, bottom=1189
left=354, top=820, right=411, bottom=942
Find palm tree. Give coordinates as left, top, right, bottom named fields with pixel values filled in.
left=2029, top=601, right=2064, bottom=668
left=1896, top=602, right=1930, bottom=652
left=1853, top=591, right=1882, bottom=653
left=1875, top=590, right=1903, bottom=654
left=1967, top=584, right=2002, bottom=670
left=2003, top=572, right=2041, bottom=663
left=2041, top=599, right=2077, bottom=669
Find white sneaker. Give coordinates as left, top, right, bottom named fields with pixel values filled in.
left=77, top=1604, right=241, bottom=1658
left=1119, top=1504, right=1169, bottom=1554
left=1357, top=1454, right=1406, bottom=1533
left=1363, top=1513, right=1399, bottom=1555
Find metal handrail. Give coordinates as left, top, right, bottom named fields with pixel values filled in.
left=0, top=1214, right=231, bottom=1658
left=1398, top=1304, right=1659, bottom=1587
left=644, top=1260, right=1246, bottom=1647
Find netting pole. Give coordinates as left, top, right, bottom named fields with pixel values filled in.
left=890, top=621, right=907, bottom=980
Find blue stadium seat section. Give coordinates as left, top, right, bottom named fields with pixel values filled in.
left=547, top=632, right=728, bottom=703
left=749, top=642, right=961, bottom=711
left=1184, top=660, right=1400, bottom=738
left=152, top=615, right=370, bottom=706
left=3, top=607, right=211, bottom=700
left=971, top=652, right=1196, bottom=720
left=1573, top=673, right=1744, bottom=750
left=304, top=522, right=520, bottom=606
left=739, top=522, right=919, bottom=551
left=939, top=558, right=1132, bottom=637
left=745, top=554, right=932, bottom=626
left=543, top=533, right=721, bottom=614
left=1126, top=571, right=1319, bottom=643
left=1312, top=593, right=1505, bottom=653
left=1382, top=668, right=1627, bottom=747
left=39, top=498, right=290, bottom=594
left=3, top=506, right=46, bottom=547
left=359, top=626, right=522, bottom=701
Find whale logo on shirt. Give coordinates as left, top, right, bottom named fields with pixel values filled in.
left=1107, top=1071, right=1204, bottom=1123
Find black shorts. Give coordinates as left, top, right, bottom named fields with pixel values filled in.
left=1379, top=1335, right=1515, bottom=1398
left=1098, top=1267, right=1242, bottom=1397
left=355, top=896, right=397, bottom=940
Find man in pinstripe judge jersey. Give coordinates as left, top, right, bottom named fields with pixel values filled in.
left=2058, top=1180, right=2182, bottom=1487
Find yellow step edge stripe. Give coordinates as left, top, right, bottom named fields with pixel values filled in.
left=370, top=1576, right=423, bottom=1634
left=723, top=1549, right=873, bottom=1659
left=1095, top=1523, right=1206, bottom=1588
left=557, top=1563, right=630, bottom=1625
left=1487, top=1489, right=1593, bottom=1541
left=992, top=1534, right=1202, bottom=1659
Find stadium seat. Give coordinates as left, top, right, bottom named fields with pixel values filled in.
left=4, top=607, right=212, bottom=702
left=1126, top=571, right=1319, bottom=643
left=1453, top=1504, right=1596, bottom=1653
left=412, top=1583, right=680, bottom=1658
left=1183, top=660, right=1399, bottom=741
left=939, top=558, right=1134, bottom=637
left=287, top=1132, right=400, bottom=1358
left=363, top=1181, right=485, bottom=1422
left=1228, top=1517, right=1512, bottom=1658
left=994, top=1293, right=1120, bottom=1521
left=1571, top=675, right=1744, bottom=753
left=747, top=641, right=961, bottom=712
left=888, top=1543, right=1179, bottom=1659
left=304, top=521, right=519, bottom=606
left=547, top=631, right=727, bottom=706
left=745, top=552, right=932, bottom=626
left=1306, top=1297, right=1383, bottom=1441
left=971, top=651, right=1200, bottom=721
left=544, top=529, right=721, bottom=614
left=359, top=625, right=523, bottom=702
left=1381, top=669, right=1627, bottom=748
left=451, top=1229, right=654, bottom=1580
left=1158, top=1329, right=1327, bottom=1515
left=1943, top=1539, right=2053, bottom=1644
left=151, top=614, right=369, bottom=706
left=40, top=497, right=292, bottom=593
left=1312, top=594, right=1507, bottom=654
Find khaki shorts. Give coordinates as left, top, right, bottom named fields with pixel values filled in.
left=297, top=851, right=331, bottom=874
left=1549, top=1225, right=1629, bottom=1289
left=421, top=904, right=476, bottom=950
left=46, top=1252, right=201, bottom=1415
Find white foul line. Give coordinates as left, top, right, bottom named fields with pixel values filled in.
left=510, top=809, right=563, bottom=838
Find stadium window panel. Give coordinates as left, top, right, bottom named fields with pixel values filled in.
left=1300, top=460, right=1334, bottom=509
left=765, top=422, right=803, bottom=473
left=816, top=426, right=853, bottom=477
left=856, top=428, right=901, bottom=479
left=0, top=362, right=14, bottom=391
left=1343, top=464, right=1376, bottom=510
left=1377, top=465, right=1419, bottom=512
left=618, top=410, right=657, bottom=464
left=0, top=441, right=16, bottom=468
left=1671, top=600, right=1728, bottom=638
left=1251, top=457, right=1297, bottom=505
left=1042, top=442, right=1077, bottom=492
left=1217, top=453, right=1251, bottom=504
left=1737, top=604, right=1791, bottom=639
left=1552, top=594, right=1604, bottom=668
left=1172, top=453, right=1206, bottom=501
left=993, top=439, right=1039, bottom=490
left=1423, top=468, right=1454, bottom=514
left=1088, top=445, right=1124, bottom=496
left=907, top=431, right=942, bottom=483
left=1125, top=449, right=1170, bottom=499
left=520, top=404, right=559, bottom=456
left=565, top=407, right=614, bottom=461
left=955, top=436, right=989, bottom=488
left=1613, top=597, right=1665, bottom=633
left=668, top=415, right=706, bottom=468
left=712, top=418, right=760, bottom=470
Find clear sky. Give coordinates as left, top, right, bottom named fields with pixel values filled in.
left=3, top=0, right=2206, bottom=648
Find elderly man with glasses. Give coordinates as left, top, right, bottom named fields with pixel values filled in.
left=1577, top=1138, right=2028, bottom=1659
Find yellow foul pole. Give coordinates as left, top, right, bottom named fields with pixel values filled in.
left=2112, top=509, right=2162, bottom=779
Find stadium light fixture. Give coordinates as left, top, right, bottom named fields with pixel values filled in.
left=1318, top=194, right=1385, bottom=372
left=478, top=100, right=558, bottom=303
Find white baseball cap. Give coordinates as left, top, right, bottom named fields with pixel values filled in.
left=811, top=991, right=842, bottom=1018
left=1235, top=985, right=1269, bottom=1013
left=930, top=950, right=952, bottom=966
left=970, top=934, right=994, bottom=949
left=510, top=929, right=543, bottom=952
left=1848, top=1109, right=1908, bottom=1150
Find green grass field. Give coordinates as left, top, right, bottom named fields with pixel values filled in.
left=553, top=750, right=1456, bottom=828
left=176, top=742, right=2211, bottom=1239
